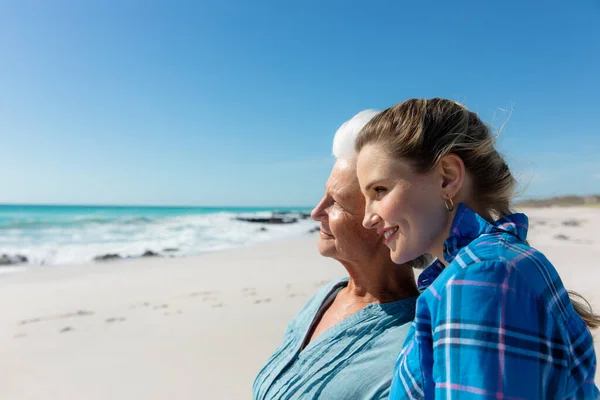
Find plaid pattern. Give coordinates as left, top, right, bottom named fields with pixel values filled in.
left=390, top=204, right=599, bottom=399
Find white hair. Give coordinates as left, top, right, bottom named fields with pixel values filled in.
left=332, top=109, right=380, bottom=159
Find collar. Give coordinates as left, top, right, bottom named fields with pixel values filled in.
left=417, top=203, right=529, bottom=291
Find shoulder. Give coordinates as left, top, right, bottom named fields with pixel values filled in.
left=312, top=277, right=349, bottom=302
left=284, top=277, right=348, bottom=334
left=448, top=234, right=563, bottom=300
left=299, top=276, right=348, bottom=304
left=297, top=276, right=348, bottom=317
left=431, top=237, right=574, bottom=324
left=493, top=238, right=572, bottom=319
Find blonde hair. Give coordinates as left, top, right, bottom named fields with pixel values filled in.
left=355, top=98, right=513, bottom=219
left=355, top=97, right=600, bottom=328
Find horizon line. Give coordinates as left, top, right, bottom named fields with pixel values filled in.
left=2, top=193, right=598, bottom=209
left=0, top=202, right=315, bottom=209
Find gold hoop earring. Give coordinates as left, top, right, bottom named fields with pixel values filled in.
left=444, top=198, right=454, bottom=212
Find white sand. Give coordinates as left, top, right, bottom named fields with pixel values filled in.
left=1, top=208, right=599, bottom=399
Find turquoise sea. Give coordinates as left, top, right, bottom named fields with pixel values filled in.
left=0, top=204, right=316, bottom=267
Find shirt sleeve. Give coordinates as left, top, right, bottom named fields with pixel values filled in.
left=430, top=261, right=571, bottom=399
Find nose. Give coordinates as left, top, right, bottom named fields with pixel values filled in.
left=362, top=208, right=381, bottom=230
left=311, top=198, right=327, bottom=222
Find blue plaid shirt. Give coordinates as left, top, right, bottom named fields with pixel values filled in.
left=390, top=204, right=599, bottom=399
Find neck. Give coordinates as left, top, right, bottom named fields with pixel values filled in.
left=432, top=200, right=493, bottom=264
left=340, top=255, right=419, bottom=304
left=431, top=208, right=455, bottom=264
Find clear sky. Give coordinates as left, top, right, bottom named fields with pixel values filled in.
left=1, top=0, right=599, bottom=207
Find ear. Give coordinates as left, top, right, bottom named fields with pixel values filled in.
left=438, top=153, right=465, bottom=199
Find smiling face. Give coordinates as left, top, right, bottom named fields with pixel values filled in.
left=311, top=158, right=385, bottom=265
left=356, top=143, right=451, bottom=264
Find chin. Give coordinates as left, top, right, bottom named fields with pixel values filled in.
left=390, top=249, right=415, bottom=265
left=317, top=242, right=335, bottom=258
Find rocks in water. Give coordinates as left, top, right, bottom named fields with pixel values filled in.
left=0, top=254, right=28, bottom=266
left=236, top=216, right=297, bottom=224
left=235, top=211, right=312, bottom=225
left=94, top=251, right=162, bottom=262
left=94, top=254, right=122, bottom=262
left=277, top=211, right=311, bottom=219
left=281, top=212, right=312, bottom=220
left=163, top=248, right=179, bottom=253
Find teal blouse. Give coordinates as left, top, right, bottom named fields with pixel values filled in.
left=253, top=277, right=417, bottom=400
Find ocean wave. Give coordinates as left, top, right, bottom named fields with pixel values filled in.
left=0, top=209, right=318, bottom=267
left=0, top=215, right=158, bottom=230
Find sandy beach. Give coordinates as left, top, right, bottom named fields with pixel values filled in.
left=1, top=207, right=599, bottom=399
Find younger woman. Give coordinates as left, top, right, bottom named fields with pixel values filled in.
left=355, top=98, right=599, bottom=399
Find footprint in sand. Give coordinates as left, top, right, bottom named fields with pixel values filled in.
left=19, top=310, right=94, bottom=326
left=164, top=310, right=183, bottom=316
left=211, top=303, right=225, bottom=308
left=153, top=304, right=169, bottom=310
left=106, top=317, right=126, bottom=323
left=180, top=290, right=223, bottom=305
left=130, top=302, right=151, bottom=310
left=60, top=326, right=74, bottom=333
left=288, top=293, right=306, bottom=298
left=562, top=219, right=585, bottom=227
left=14, top=333, right=27, bottom=339
left=242, top=287, right=258, bottom=297
left=19, top=317, right=41, bottom=325
left=187, top=290, right=219, bottom=298
left=254, top=298, right=272, bottom=304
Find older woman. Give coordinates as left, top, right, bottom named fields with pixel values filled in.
left=252, top=110, right=430, bottom=400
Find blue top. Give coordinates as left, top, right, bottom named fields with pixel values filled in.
left=390, top=204, right=599, bottom=399
left=253, top=277, right=418, bottom=400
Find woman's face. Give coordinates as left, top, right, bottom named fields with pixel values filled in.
left=356, top=143, right=450, bottom=264
left=311, top=158, right=386, bottom=266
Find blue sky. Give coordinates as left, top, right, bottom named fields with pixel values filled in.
left=1, top=0, right=599, bottom=207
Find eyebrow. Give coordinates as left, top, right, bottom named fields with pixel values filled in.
left=328, top=187, right=352, bottom=205
left=330, top=190, right=347, bottom=203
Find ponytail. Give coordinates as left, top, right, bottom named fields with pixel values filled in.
left=569, top=291, right=600, bottom=329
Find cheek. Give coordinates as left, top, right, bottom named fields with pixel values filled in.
left=328, top=207, right=340, bottom=223
left=327, top=208, right=345, bottom=234
left=378, top=193, right=409, bottom=225
left=381, top=188, right=443, bottom=238
left=330, top=211, right=363, bottom=239
left=408, top=194, right=447, bottom=243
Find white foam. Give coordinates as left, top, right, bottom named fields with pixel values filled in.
left=0, top=211, right=319, bottom=267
